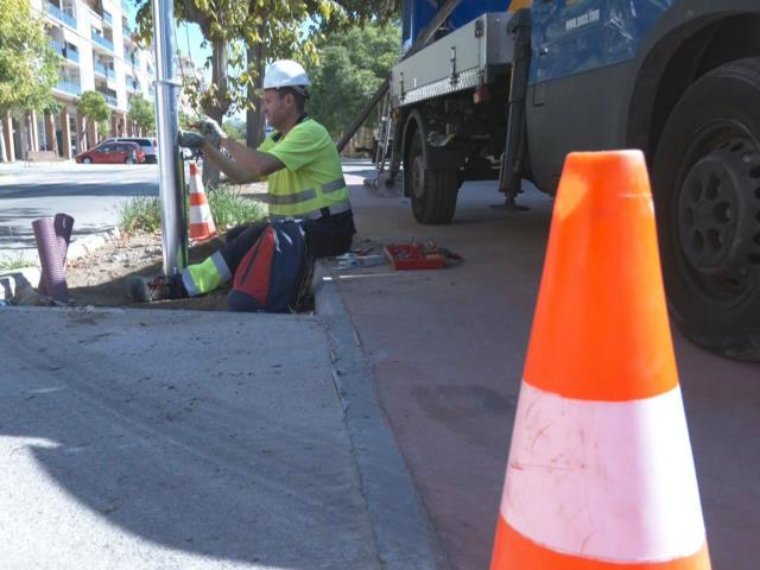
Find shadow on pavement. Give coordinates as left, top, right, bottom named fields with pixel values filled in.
left=0, top=308, right=375, bottom=567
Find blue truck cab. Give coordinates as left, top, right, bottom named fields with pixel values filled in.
left=389, top=0, right=760, bottom=359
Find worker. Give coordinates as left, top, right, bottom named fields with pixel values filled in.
left=130, top=59, right=355, bottom=302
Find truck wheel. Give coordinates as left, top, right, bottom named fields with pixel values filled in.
left=407, top=131, right=459, bottom=224
left=652, top=57, right=760, bottom=360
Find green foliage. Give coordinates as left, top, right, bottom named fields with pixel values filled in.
left=77, top=91, right=109, bottom=123
left=222, top=118, right=245, bottom=141
left=308, top=22, right=400, bottom=137
left=0, top=253, right=32, bottom=271
left=0, top=0, right=60, bottom=112
left=128, top=94, right=156, bottom=134
left=133, top=0, right=401, bottom=121
left=207, top=184, right=266, bottom=229
left=118, top=185, right=265, bottom=234
left=119, top=196, right=162, bottom=234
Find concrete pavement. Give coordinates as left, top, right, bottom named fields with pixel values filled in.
left=0, top=292, right=443, bottom=568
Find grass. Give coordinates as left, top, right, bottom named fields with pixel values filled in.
left=207, top=184, right=266, bottom=229
left=118, top=184, right=266, bottom=235
left=119, top=196, right=162, bottom=234
left=0, top=253, right=33, bottom=271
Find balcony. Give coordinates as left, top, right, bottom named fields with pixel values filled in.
left=103, top=11, right=113, bottom=26
left=91, top=31, right=114, bottom=52
left=45, top=2, right=77, bottom=29
left=50, top=38, right=64, bottom=55
left=65, top=46, right=80, bottom=64
left=94, top=62, right=115, bottom=80
left=55, top=80, right=81, bottom=95
left=51, top=39, right=81, bottom=65
left=98, top=91, right=118, bottom=106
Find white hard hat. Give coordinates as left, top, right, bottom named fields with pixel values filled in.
left=263, top=60, right=311, bottom=91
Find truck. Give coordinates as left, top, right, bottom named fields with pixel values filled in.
left=382, top=0, right=760, bottom=360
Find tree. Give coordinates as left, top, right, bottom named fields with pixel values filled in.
left=76, top=91, right=109, bottom=149
left=307, top=22, right=400, bottom=139
left=239, top=1, right=402, bottom=148
left=222, top=117, right=245, bottom=141
left=134, top=0, right=400, bottom=185
left=129, top=94, right=156, bottom=134
left=0, top=0, right=60, bottom=161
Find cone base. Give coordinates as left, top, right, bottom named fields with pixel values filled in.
left=491, top=518, right=710, bottom=570
left=189, top=224, right=217, bottom=242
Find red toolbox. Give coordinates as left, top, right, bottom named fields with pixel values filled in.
left=384, top=243, right=448, bottom=270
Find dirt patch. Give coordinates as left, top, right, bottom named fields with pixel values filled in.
left=63, top=181, right=271, bottom=311
left=65, top=232, right=234, bottom=311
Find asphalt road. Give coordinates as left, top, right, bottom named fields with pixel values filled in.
left=0, top=162, right=159, bottom=265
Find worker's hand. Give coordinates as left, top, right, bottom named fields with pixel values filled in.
left=192, top=116, right=227, bottom=147
left=177, top=130, right=207, bottom=150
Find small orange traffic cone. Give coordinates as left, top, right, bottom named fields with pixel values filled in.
left=490, top=151, right=711, bottom=570
left=188, top=163, right=216, bottom=242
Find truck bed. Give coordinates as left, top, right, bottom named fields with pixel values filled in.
left=390, top=12, right=516, bottom=108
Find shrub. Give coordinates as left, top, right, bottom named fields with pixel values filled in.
left=118, top=184, right=266, bottom=235
left=0, top=253, right=32, bottom=271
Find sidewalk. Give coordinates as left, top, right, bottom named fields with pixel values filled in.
left=0, top=282, right=443, bottom=569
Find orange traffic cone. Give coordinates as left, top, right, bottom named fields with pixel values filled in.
left=490, top=151, right=711, bottom=570
left=188, top=163, right=216, bottom=242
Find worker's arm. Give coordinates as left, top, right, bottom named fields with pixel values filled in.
left=200, top=139, right=285, bottom=184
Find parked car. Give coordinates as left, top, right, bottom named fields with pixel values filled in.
left=103, top=137, right=158, bottom=163
left=75, top=141, right=145, bottom=164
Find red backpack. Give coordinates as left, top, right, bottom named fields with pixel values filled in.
left=227, top=221, right=312, bottom=313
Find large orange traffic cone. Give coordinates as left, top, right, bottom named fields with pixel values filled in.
left=188, top=163, right=216, bottom=241
left=490, top=151, right=711, bottom=570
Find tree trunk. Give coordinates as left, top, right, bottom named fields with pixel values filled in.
left=201, top=37, right=231, bottom=189
left=0, top=123, right=6, bottom=163
left=246, top=37, right=267, bottom=148
left=80, top=118, right=88, bottom=151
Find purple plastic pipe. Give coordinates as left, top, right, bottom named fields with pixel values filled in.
left=38, top=213, right=74, bottom=295
left=33, top=217, right=70, bottom=302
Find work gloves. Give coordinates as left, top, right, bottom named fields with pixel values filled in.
left=193, top=116, right=227, bottom=147
left=177, top=131, right=207, bottom=150
left=178, top=116, right=227, bottom=150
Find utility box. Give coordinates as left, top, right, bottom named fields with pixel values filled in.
left=391, top=13, right=514, bottom=108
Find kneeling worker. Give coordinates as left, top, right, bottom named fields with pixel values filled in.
left=131, top=59, right=355, bottom=302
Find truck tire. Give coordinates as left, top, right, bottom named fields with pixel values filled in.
left=652, top=57, right=760, bottom=360
left=407, top=131, right=459, bottom=224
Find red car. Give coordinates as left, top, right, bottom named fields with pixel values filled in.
left=75, top=141, right=145, bottom=164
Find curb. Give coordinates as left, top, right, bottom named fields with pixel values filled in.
left=67, top=227, right=122, bottom=262
left=0, top=227, right=121, bottom=303
left=315, top=267, right=447, bottom=570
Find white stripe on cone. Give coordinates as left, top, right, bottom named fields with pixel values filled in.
left=501, top=382, right=706, bottom=563
left=189, top=207, right=213, bottom=225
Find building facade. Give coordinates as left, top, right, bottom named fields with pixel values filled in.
left=1, top=0, right=157, bottom=161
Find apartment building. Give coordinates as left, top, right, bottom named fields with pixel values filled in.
left=1, top=0, right=157, bottom=161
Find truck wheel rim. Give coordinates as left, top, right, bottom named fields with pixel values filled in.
left=676, top=132, right=760, bottom=301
